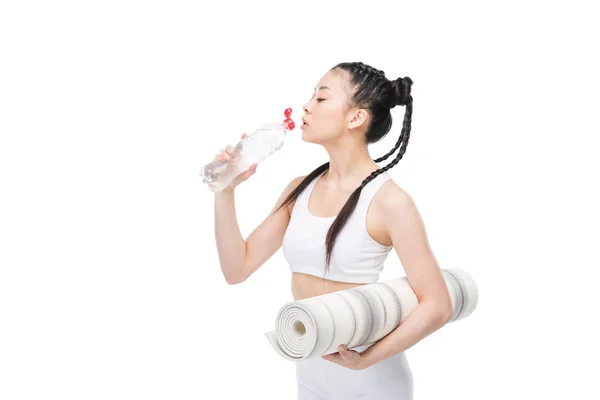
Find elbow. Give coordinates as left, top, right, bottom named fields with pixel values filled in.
left=224, top=266, right=248, bottom=285
left=421, top=297, right=453, bottom=326
left=439, top=306, right=453, bottom=325
left=438, top=296, right=454, bottom=325
left=225, top=273, right=246, bottom=285
left=425, top=294, right=453, bottom=325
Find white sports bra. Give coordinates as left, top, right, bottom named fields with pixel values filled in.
left=282, top=170, right=394, bottom=284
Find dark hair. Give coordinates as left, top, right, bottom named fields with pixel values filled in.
left=274, top=61, right=413, bottom=274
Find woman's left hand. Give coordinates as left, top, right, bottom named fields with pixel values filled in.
left=322, top=345, right=369, bottom=370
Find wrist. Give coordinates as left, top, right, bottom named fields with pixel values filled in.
left=360, top=347, right=379, bottom=369
left=359, top=354, right=373, bottom=370
left=216, top=187, right=235, bottom=197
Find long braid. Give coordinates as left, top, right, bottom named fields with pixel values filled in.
left=323, top=70, right=414, bottom=271
left=374, top=81, right=413, bottom=163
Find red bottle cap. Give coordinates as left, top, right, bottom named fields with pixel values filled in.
left=283, top=107, right=295, bottom=130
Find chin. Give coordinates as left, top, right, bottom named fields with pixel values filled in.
left=301, top=129, right=316, bottom=143
left=301, top=128, right=327, bottom=145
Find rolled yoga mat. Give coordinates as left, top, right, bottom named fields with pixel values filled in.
left=265, top=268, right=477, bottom=361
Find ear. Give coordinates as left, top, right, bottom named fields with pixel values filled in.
left=347, top=108, right=369, bottom=130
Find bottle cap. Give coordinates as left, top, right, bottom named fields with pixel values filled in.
left=283, top=107, right=295, bottom=130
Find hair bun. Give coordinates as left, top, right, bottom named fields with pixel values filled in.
left=391, top=77, right=413, bottom=106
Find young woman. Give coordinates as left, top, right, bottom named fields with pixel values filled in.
left=214, top=62, right=453, bottom=399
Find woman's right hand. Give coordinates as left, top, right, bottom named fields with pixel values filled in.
left=215, top=133, right=258, bottom=192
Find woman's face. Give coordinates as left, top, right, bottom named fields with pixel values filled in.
left=301, top=69, right=362, bottom=144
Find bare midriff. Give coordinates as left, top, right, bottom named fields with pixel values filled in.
left=291, top=272, right=368, bottom=301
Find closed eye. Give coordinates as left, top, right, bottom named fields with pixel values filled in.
left=316, top=98, right=325, bottom=102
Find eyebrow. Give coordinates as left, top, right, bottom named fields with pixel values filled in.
left=314, top=86, right=331, bottom=91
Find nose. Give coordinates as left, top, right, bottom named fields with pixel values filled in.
left=303, top=100, right=311, bottom=114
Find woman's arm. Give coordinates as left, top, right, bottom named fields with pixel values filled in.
left=361, top=184, right=453, bottom=367
left=214, top=176, right=305, bottom=284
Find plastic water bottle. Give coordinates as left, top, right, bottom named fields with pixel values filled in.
left=199, top=108, right=296, bottom=192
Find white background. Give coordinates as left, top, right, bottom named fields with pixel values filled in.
left=1, top=1, right=599, bottom=399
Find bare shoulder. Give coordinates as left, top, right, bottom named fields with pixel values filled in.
left=372, top=177, right=422, bottom=227
left=289, top=175, right=308, bottom=188
left=276, top=175, right=308, bottom=215
left=373, top=177, right=428, bottom=243
left=285, top=175, right=308, bottom=196
left=374, top=177, right=414, bottom=210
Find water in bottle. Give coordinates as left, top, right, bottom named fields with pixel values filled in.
left=199, top=108, right=296, bottom=192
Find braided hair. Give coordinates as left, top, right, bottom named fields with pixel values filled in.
left=274, top=62, right=414, bottom=274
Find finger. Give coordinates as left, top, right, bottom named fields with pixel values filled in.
left=241, top=133, right=247, bottom=139
left=322, top=354, right=341, bottom=363
left=240, top=168, right=254, bottom=181
left=226, top=145, right=234, bottom=154
left=244, top=164, right=257, bottom=176
left=339, top=346, right=357, bottom=360
left=342, top=353, right=357, bottom=362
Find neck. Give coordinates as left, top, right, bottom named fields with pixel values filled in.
left=321, top=134, right=380, bottom=186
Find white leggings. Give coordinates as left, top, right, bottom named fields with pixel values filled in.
left=295, top=343, right=414, bottom=400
